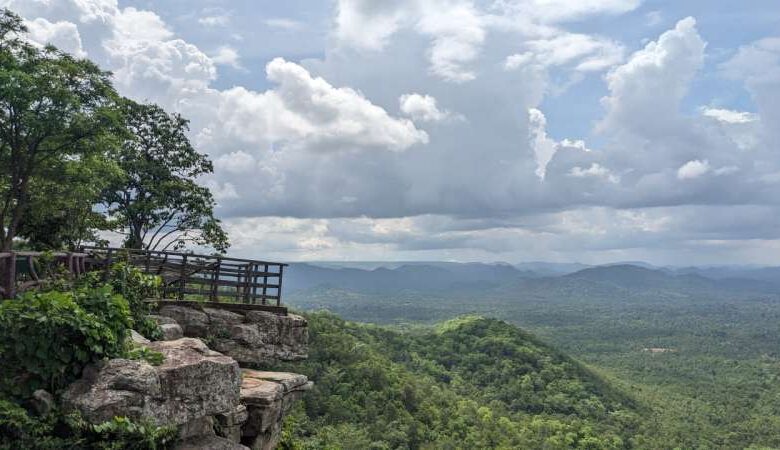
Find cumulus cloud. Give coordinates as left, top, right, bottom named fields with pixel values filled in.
left=25, top=18, right=86, bottom=57
left=215, top=58, right=428, bottom=152
left=8, top=0, right=780, bottom=263
left=505, top=32, right=624, bottom=72
left=677, top=159, right=710, bottom=180
left=700, top=107, right=758, bottom=124
left=210, top=45, right=242, bottom=68
left=399, top=93, right=453, bottom=122
left=570, top=164, right=619, bottom=184
left=599, top=17, right=705, bottom=135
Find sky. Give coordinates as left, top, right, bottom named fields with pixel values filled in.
left=4, top=0, right=780, bottom=265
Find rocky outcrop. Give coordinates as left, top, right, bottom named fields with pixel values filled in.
left=62, top=338, right=241, bottom=437
left=240, top=369, right=313, bottom=450
left=149, top=314, right=184, bottom=340
left=61, top=337, right=311, bottom=450
left=156, top=305, right=308, bottom=365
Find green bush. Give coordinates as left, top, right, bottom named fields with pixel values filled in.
left=0, top=397, right=176, bottom=450
left=81, top=262, right=163, bottom=340
left=0, top=289, right=130, bottom=398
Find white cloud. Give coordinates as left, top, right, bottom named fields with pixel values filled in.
left=264, top=18, right=303, bottom=31
left=11, top=0, right=780, bottom=263
left=113, top=7, right=172, bottom=42
left=599, top=17, right=705, bottom=135
left=677, top=159, right=710, bottom=180
left=399, top=93, right=453, bottom=122
left=213, top=58, right=428, bottom=152
left=505, top=32, right=624, bottom=72
left=211, top=45, right=242, bottom=69
left=700, top=107, right=758, bottom=124
left=335, top=0, right=485, bottom=82
left=528, top=108, right=558, bottom=179
left=24, top=17, right=86, bottom=57
left=495, top=0, right=643, bottom=24
left=570, top=163, right=619, bottom=183
left=199, top=15, right=230, bottom=27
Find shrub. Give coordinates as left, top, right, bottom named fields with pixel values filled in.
left=0, top=397, right=176, bottom=450
left=0, top=289, right=130, bottom=398
left=80, top=262, right=163, bottom=340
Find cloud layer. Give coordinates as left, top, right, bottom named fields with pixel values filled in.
left=4, top=0, right=779, bottom=264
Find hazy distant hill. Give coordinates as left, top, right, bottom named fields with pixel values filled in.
left=283, top=261, right=534, bottom=293
left=284, top=261, right=780, bottom=298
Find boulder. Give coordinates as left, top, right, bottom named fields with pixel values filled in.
left=148, top=314, right=178, bottom=326
left=154, top=305, right=308, bottom=365
left=174, top=435, right=249, bottom=450
left=160, top=323, right=184, bottom=340
left=158, top=306, right=210, bottom=337
left=239, top=369, right=312, bottom=450
left=62, top=338, right=240, bottom=429
left=129, top=329, right=151, bottom=345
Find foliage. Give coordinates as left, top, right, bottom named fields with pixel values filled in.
left=17, top=154, right=118, bottom=250
left=0, top=397, right=175, bottom=450
left=81, top=262, right=163, bottom=340
left=0, top=8, right=120, bottom=251
left=101, top=99, right=229, bottom=253
left=0, top=287, right=131, bottom=398
left=289, top=273, right=780, bottom=449
left=127, top=347, right=165, bottom=366
left=274, top=312, right=637, bottom=449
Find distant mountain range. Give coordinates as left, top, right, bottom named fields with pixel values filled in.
left=283, top=261, right=780, bottom=296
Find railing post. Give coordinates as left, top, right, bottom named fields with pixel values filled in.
left=210, top=258, right=221, bottom=302
left=104, top=248, right=113, bottom=281
left=277, top=265, right=284, bottom=307
left=179, top=254, right=187, bottom=301
left=6, top=252, right=16, bottom=299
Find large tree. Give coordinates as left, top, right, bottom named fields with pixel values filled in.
left=0, top=9, right=120, bottom=251
left=102, top=100, right=229, bottom=253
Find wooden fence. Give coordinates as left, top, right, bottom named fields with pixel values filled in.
left=80, top=246, right=287, bottom=307
left=1, top=248, right=288, bottom=311
left=0, top=251, right=89, bottom=299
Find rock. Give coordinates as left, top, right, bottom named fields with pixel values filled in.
left=215, top=405, right=248, bottom=443
left=203, top=308, right=244, bottom=337
left=31, top=389, right=55, bottom=416
left=229, top=324, right=264, bottom=346
left=177, top=416, right=215, bottom=440
left=155, top=305, right=308, bottom=365
left=174, top=435, right=249, bottom=450
left=148, top=314, right=178, bottom=326
left=62, top=338, right=240, bottom=429
left=160, top=323, right=184, bottom=340
left=239, top=369, right=312, bottom=450
left=158, top=306, right=210, bottom=337
left=129, top=329, right=151, bottom=345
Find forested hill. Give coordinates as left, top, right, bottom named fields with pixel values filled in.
left=273, top=313, right=642, bottom=449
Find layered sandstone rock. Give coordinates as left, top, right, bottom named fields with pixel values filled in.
left=240, top=369, right=313, bottom=450
left=156, top=305, right=308, bottom=365
left=61, top=335, right=311, bottom=450
left=61, top=338, right=241, bottom=436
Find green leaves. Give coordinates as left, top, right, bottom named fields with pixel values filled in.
left=102, top=100, right=229, bottom=253
left=0, top=286, right=132, bottom=399
left=274, top=312, right=638, bottom=449
left=0, top=8, right=121, bottom=251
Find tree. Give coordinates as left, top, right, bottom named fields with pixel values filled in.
left=16, top=153, right=119, bottom=250
left=0, top=9, right=120, bottom=251
left=102, top=100, right=229, bottom=253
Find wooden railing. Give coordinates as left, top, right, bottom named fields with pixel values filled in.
left=0, top=251, right=89, bottom=299
left=80, top=246, right=287, bottom=307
